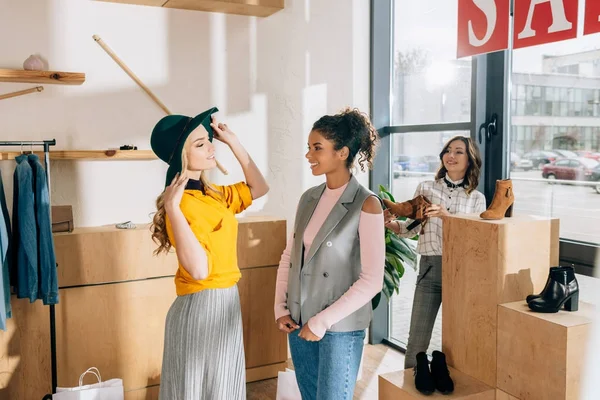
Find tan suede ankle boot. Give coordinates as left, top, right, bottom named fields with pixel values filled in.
left=480, top=179, right=514, bottom=220
left=383, top=195, right=431, bottom=220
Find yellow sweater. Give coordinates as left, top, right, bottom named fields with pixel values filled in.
left=165, top=181, right=253, bottom=296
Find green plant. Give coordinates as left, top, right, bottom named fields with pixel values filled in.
left=372, top=185, right=418, bottom=309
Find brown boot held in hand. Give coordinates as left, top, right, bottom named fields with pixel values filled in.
left=382, top=195, right=431, bottom=220
left=480, top=179, right=514, bottom=220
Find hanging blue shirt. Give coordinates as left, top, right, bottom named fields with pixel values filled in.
left=28, top=154, right=58, bottom=305
left=12, top=154, right=38, bottom=302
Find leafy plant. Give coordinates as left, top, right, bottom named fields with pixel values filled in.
left=372, top=185, right=418, bottom=309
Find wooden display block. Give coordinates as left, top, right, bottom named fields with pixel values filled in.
left=0, top=297, right=51, bottom=400
left=378, top=368, right=495, bottom=400
left=237, top=216, right=286, bottom=269
left=55, top=278, right=177, bottom=391
left=442, top=214, right=557, bottom=387
left=238, top=265, right=287, bottom=373
left=497, top=301, right=595, bottom=400
left=54, top=216, right=285, bottom=287
left=54, top=224, right=178, bottom=287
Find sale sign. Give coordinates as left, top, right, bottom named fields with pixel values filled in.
left=513, top=0, right=579, bottom=49
left=584, top=0, right=600, bottom=35
left=457, top=0, right=510, bottom=58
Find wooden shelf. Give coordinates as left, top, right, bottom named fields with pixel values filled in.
left=96, top=0, right=284, bottom=17
left=0, top=69, right=85, bottom=85
left=0, top=150, right=157, bottom=161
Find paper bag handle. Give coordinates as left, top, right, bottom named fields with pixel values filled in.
left=79, top=367, right=102, bottom=387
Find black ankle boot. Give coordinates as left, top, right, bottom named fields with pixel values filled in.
left=430, top=351, right=454, bottom=394
left=413, top=352, right=435, bottom=395
left=528, top=268, right=579, bottom=313
left=526, top=266, right=574, bottom=303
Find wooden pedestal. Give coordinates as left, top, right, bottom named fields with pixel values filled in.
left=442, top=214, right=557, bottom=387
left=378, top=368, right=495, bottom=400
left=497, top=301, right=595, bottom=400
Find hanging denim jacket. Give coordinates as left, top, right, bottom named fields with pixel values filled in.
left=28, top=154, right=58, bottom=305
left=0, top=171, right=12, bottom=330
left=11, top=154, right=38, bottom=302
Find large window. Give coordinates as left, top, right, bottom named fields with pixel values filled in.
left=510, top=5, right=600, bottom=245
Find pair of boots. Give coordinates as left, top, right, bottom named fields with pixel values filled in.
left=414, top=351, right=454, bottom=395
left=527, top=266, right=580, bottom=313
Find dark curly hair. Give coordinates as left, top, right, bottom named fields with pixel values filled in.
left=311, top=108, right=380, bottom=172
left=435, top=135, right=482, bottom=194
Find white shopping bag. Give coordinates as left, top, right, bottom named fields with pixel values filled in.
left=53, top=367, right=124, bottom=400
left=276, top=368, right=302, bottom=400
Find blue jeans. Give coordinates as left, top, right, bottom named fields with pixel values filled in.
left=288, top=328, right=365, bottom=400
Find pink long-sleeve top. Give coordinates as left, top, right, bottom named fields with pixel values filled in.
left=274, top=182, right=385, bottom=338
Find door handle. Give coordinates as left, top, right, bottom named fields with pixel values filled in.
left=478, top=113, right=499, bottom=144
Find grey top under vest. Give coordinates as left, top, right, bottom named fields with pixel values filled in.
left=286, top=175, right=377, bottom=333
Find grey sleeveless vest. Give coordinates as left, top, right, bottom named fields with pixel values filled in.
left=286, top=175, right=376, bottom=332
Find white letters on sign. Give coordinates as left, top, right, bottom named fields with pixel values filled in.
left=518, top=0, right=572, bottom=39
left=469, top=0, right=498, bottom=47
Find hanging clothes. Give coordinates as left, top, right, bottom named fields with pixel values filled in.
left=11, top=154, right=39, bottom=302
left=28, top=154, right=58, bottom=305
left=0, top=170, right=12, bottom=331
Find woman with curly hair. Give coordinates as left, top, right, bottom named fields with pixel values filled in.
left=384, top=135, right=485, bottom=375
left=273, top=108, right=385, bottom=399
left=149, top=107, right=269, bottom=400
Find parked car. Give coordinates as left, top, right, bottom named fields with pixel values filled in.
left=591, top=164, right=600, bottom=194
left=511, top=152, right=533, bottom=171
left=542, top=157, right=599, bottom=181
left=575, top=150, right=600, bottom=162
left=551, top=149, right=579, bottom=159
left=521, top=150, right=559, bottom=168
left=419, top=155, right=441, bottom=172
left=393, top=155, right=429, bottom=174
left=393, top=162, right=403, bottom=178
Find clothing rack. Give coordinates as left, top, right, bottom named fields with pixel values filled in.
left=0, top=139, right=58, bottom=399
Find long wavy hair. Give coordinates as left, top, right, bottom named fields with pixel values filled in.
left=434, top=135, right=482, bottom=194
left=150, top=137, right=220, bottom=256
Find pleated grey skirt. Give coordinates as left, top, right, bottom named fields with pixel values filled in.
left=159, top=285, right=246, bottom=400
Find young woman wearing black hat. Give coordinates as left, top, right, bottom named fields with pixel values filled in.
left=150, top=107, right=269, bottom=400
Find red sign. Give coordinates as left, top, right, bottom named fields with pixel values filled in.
left=584, top=0, right=600, bottom=35
left=513, top=0, right=578, bottom=49
left=457, top=0, right=510, bottom=58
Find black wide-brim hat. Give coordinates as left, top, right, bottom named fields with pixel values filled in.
left=150, top=107, right=218, bottom=187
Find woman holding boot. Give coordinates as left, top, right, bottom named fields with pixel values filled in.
left=384, top=135, right=486, bottom=395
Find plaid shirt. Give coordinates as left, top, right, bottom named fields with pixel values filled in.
left=396, top=176, right=486, bottom=256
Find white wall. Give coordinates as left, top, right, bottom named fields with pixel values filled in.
left=0, top=0, right=370, bottom=231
